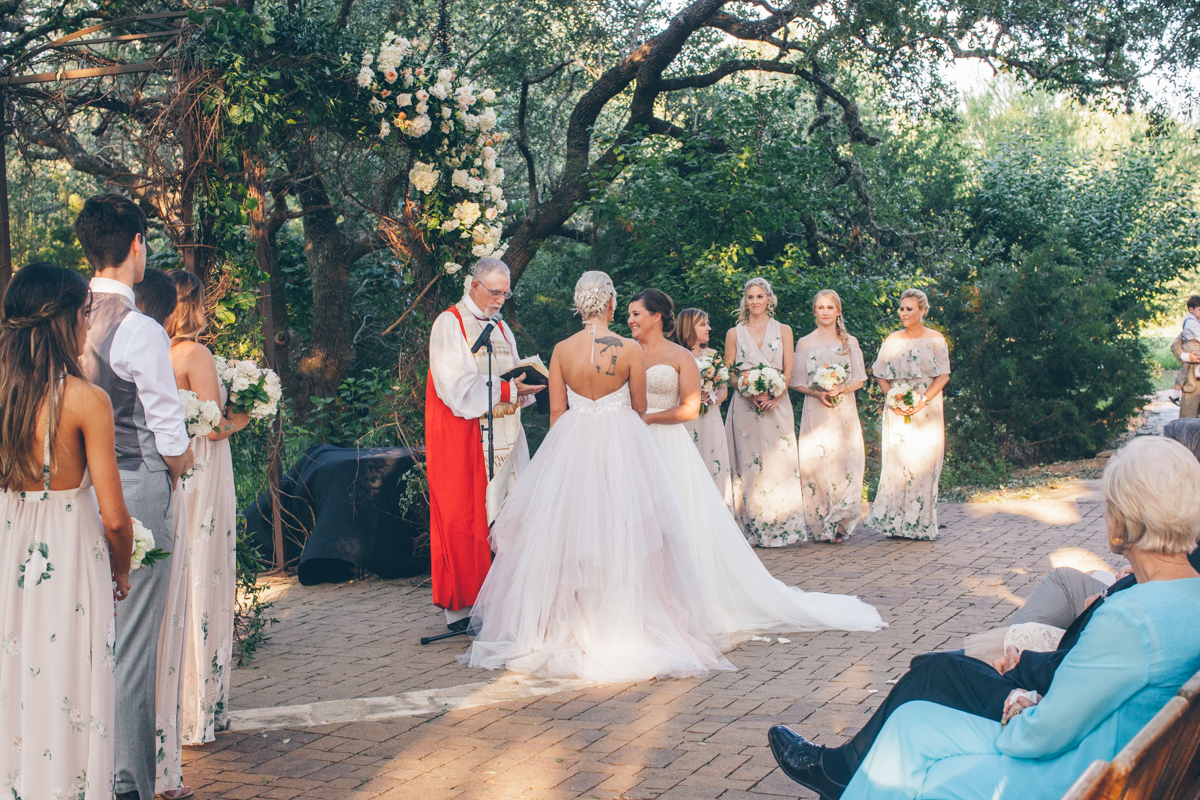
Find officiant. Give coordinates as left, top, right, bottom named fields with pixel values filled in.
left=425, top=257, right=543, bottom=630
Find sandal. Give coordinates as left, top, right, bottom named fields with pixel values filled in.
left=159, top=788, right=194, bottom=800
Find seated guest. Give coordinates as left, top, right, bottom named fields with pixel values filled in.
left=772, top=436, right=1200, bottom=799
left=1165, top=416, right=1200, bottom=460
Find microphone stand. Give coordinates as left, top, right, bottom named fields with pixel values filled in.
left=421, top=330, right=496, bottom=646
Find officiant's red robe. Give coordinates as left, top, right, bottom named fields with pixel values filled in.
left=425, top=305, right=516, bottom=610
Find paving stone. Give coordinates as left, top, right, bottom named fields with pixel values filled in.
left=186, top=486, right=1112, bottom=798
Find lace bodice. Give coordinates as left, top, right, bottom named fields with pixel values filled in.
left=647, top=364, right=680, bottom=412
left=566, top=384, right=632, bottom=414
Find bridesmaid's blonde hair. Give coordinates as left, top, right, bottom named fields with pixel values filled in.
left=814, top=289, right=850, bottom=355
left=737, top=277, right=777, bottom=325
left=900, top=288, right=929, bottom=313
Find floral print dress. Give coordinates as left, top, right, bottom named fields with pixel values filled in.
left=178, top=381, right=237, bottom=749
left=154, top=484, right=192, bottom=793
left=682, top=350, right=734, bottom=511
left=0, top=425, right=116, bottom=800
left=792, top=337, right=867, bottom=541
left=866, top=335, right=951, bottom=539
left=724, top=320, right=808, bottom=546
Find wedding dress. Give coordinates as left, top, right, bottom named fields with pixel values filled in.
left=461, top=382, right=736, bottom=683
left=645, top=364, right=886, bottom=635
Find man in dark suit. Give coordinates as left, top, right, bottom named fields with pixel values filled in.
left=768, top=547, right=1200, bottom=799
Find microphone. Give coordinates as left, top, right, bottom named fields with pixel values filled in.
left=471, top=310, right=503, bottom=354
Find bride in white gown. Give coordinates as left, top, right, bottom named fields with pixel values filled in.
left=628, top=289, right=885, bottom=636
left=462, top=272, right=735, bottom=683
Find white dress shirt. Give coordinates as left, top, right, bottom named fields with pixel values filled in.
left=89, top=277, right=190, bottom=458
left=429, top=295, right=527, bottom=419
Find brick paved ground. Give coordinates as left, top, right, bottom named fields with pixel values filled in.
left=182, top=478, right=1121, bottom=800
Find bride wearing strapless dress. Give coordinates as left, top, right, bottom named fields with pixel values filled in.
left=629, top=289, right=885, bottom=637
left=461, top=272, right=735, bottom=683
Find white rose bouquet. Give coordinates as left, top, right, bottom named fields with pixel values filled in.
left=179, top=389, right=222, bottom=438
left=886, top=382, right=927, bottom=424
left=737, top=363, right=787, bottom=402
left=213, top=356, right=282, bottom=420
left=698, top=350, right=731, bottom=414
left=811, top=363, right=850, bottom=406
left=129, top=517, right=169, bottom=570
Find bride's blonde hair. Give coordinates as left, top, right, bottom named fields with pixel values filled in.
left=574, top=271, right=616, bottom=320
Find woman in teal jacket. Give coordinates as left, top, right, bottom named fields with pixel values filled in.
left=842, top=435, right=1200, bottom=800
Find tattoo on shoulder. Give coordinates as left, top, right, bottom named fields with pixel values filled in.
left=596, top=336, right=623, bottom=349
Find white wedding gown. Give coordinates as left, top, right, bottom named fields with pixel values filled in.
left=645, top=364, right=886, bottom=635
left=461, top=383, right=736, bottom=683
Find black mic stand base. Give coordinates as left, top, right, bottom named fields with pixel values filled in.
left=419, top=628, right=472, bottom=645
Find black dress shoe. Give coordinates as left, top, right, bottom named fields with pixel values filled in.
left=768, top=725, right=847, bottom=800
left=114, top=791, right=140, bottom=800
left=446, top=617, right=472, bottom=634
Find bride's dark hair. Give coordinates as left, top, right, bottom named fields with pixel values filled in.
left=631, top=288, right=675, bottom=336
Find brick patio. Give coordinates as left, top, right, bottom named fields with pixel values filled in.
left=182, top=477, right=1119, bottom=800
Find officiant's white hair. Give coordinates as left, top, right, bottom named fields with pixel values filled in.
left=574, top=271, right=616, bottom=319
left=473, top=257, right=510, bottom=280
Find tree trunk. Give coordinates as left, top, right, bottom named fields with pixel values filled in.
left=295, top=168, right=357, bottom=402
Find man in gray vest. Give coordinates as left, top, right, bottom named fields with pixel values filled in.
left=75, top=195, right=193, bottom=800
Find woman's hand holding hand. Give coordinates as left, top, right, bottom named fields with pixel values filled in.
left=113, top=572, right=131, bottom=602
left=1002, top=688, right=1042, bottom=725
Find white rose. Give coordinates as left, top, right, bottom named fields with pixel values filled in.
left=438, top=68, right=455, bottom=84
left=488, top=185, right=503, bottom=202
left=415, top=89, right=429, bottom=102
left=441, top=218, right=461, bottom=232
left=383, top=68, right=398, bottom=84
left=361, top=53, right=374, bottom=67
left=444, top=262, right=463, bottom=274
left=379, top=120, right=391, bottom=138
left=471, top=242, right=495, bottom=258
left=484, top=207, right=498, bottom=220
left=477, top=107, right=497, bottom=131
left=442, top=106, right=452, bottom=119
left=356, top=66, right=374, bottom=88
left=484, top=167, right=504, bottom=187
left=397, top=93, right=412, bottom=107
left=409, top=161, right=438, bottom=193
left=496, top=199, right=508, bottom=213
left=480, top=88, right=496, bottom=103
left=441, top=122, right=452, bottom=134
left=466, top=176, right=485, bottom=194
left=451, top=169, right=470, bottom=189
left=231, top=375, right=251, bottom=393
left=369, top=96, right=386, bottom=115
left=429, top=81, right=449, bottom=100
left=415, top=101, right=428, bottom=115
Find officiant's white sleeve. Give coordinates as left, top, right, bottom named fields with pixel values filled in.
left=429, top=311, right=513, bottom=419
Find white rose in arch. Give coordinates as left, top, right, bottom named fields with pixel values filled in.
left=443, top=262, right=463, bottom=274
left=409, top=161, right=438, bottom=193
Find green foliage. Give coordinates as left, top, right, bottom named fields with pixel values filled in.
left=233, top=531, right=276, bottom=665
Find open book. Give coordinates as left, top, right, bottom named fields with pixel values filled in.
left=500, top=355, right=550, bottom=414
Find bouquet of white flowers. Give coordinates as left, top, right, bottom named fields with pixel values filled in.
left=886, top=382, right=927, bottom=425
left=737, top=363, right=787, bottom=401
left=129, top=517, right=169, bottom=570
left=213, top=356, right=282, bottom=420
left=179, top=389, right=222, bottom=437
left=698, top=350, right=731, bottom=414
left=811, top=363, right=850, bottom=406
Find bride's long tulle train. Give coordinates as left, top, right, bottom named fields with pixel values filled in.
left=648, top=421, right=886, bottom=636
left=461, top=388, right=735, bottom=683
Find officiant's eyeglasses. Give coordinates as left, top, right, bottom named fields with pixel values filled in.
left=485, top=287, right=514, bottom=300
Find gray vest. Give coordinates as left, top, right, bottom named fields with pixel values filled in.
left=82, top=292, right=168, bottom=473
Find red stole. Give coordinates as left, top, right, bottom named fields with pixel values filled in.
left=425, top=305, right=493, bottom=611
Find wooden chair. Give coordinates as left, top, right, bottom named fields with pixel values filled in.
left=1061, top=667, right=1200, bottom=800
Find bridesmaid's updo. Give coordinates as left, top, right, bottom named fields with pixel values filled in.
left=574, top=271, right=617, bottom=320
left=631, top=288, right=675, bottom=336
left=900, top=288, right=929, bottom=312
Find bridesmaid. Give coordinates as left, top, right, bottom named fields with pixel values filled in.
left=790, top=290, right=867, bottom=542
left=866, top=288, right=951, bottom=540
left=676, top=308, right=734, bottom=509
left=0, top=263, right=133, bottom=800
left=166, top=273, right=250, bottom=756
left=724, top=277, right=807, bottom=546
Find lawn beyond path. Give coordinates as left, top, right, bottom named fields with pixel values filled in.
left=186, top=484, right=1114, bottom=799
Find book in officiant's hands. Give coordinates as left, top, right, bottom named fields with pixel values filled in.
left=501, top=356, right=550, bottom=414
